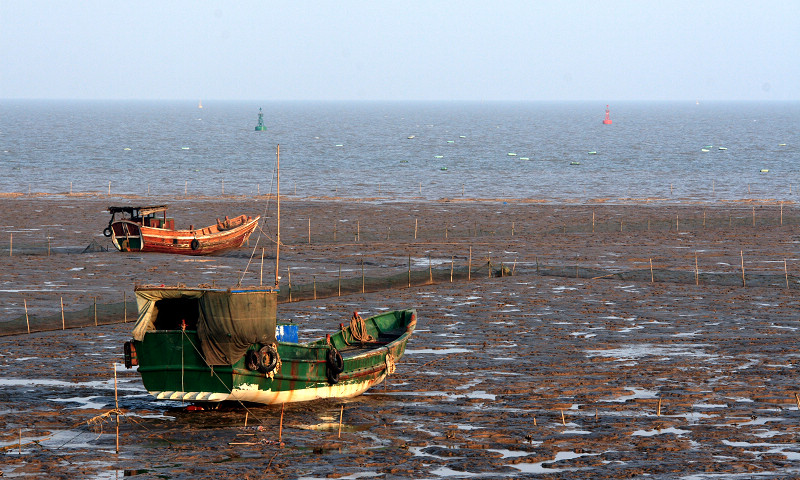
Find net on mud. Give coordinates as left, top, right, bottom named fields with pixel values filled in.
left=1, top=260, right=796, bottom=337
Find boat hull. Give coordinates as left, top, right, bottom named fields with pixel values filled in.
left=110, top=215, right=259, bottom=255
left=131, top=309, right=416, bottom=405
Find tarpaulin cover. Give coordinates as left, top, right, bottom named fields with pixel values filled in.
left=133, top=287, right=278, bottom=366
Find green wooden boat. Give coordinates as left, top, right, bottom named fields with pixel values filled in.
left=123, top=285, right=416, bottom=405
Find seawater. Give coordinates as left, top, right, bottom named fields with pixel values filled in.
left=0, top=100, right=797, bottom=203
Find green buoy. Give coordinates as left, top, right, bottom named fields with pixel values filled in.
left=255, top=107, right=266, bottom=131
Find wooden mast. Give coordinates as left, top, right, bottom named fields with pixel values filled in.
left=275, top=145, right=280, bottom=287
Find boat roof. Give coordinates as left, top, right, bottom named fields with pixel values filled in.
left=108, top=205, right=168, bottom=216
left=134, top=284, right=279, bottom=294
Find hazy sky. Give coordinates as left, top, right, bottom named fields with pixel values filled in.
left=2, top=1, right=798, bottom=101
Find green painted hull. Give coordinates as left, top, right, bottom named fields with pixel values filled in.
left=133, top=309, right=416, bottom=404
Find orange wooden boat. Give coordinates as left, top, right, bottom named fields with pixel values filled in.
left=104, top=205, right=259, bottom=255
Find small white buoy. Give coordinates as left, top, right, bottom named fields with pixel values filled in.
left=335, top=144, right=343, bottom=147
left=520, top=157, right=530, bottom=161
left=507, top=153, right=517, bottom=156
left=701, top=149, right=710, bottom=152
left=123, top=147, right=131, bottom=151
left=434, top=155, right=443, bottom=159
left=407, top=135, right=415, bottom=139
left=181, top=147, right=190, bottom=150
left=760, top=169, right=769, bottom=173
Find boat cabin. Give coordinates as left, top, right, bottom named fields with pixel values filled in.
left=108, top=205, right=175, bottom=230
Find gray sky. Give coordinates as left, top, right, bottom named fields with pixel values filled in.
left=2, top=0, right=798, bottom=101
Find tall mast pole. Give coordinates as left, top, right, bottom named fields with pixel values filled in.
left=275, top=145, right=280, bottom=287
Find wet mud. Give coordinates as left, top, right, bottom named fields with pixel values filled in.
left=1, top=195, right=800, bottom=479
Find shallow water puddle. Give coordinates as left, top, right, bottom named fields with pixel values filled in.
left=50, top=395, right=109, bottom=409
left=600, top=387, right=658, bottom=403
left=585, top=344, right=715, bottom=361
left=405, top=348, right=471, bottom=355
left=632, top=427, right=691, bottom=436
left=508, top=450, right=601, bottom=474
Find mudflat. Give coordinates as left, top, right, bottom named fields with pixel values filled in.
left=1, top=194, right=799, bottom=479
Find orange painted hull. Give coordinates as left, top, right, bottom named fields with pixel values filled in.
left=110, top=215, right=259, bottom=255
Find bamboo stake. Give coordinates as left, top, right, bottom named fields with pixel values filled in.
left=313, top=275, right=317, bottom=300
left=657, top=397, right=662, bottom=416
left=650, top=258, right=654, bottom=283
left=287, top=267, right=292, bottom=302
left=338, top=404, right=344, bottom=438
left=560, top=409, right=566, bottom=426
left=275, top=145, right=281, bottom=287
left=260, top=248, right=265, bottom=286
left=9, top=233, right=12, bottom=257
left=511, top=221, right=515, bottom=236
left=780, top=201, right=784, bottom=225
left=24, top=299, right=29, bottom=334
left=61, top=297, right=65, bottom=330
left=338, top=265, right=342, bottom=296
left=414, top=218, right=418, bottom=240
left=533, top=417, right=537, bottom=426
left=784, top=259, right=789, bottom=289
left=94, top=297, right=97, bottom=326
left=740, top=251, right=746, bottom=287
left=450, top=256, right=454, bottom=282
left=676, top=214, right=679, bottom=232
left=244, top=411, right=248, bottom=427
left=468, top=247, right=472, bottom=280
left=279, top=403, right=284, bottom=442
left=752, top=206, right=755, bottom=226
left=361, top=259, right=365, bottom=293
left=695, top=251, right=699, bottom=286
left=512, top=258, right=517, bottom=275
left=428, top=254, right=432, bottom=283
left=407, top=255, right=411, bottom=287
left=123, top=291, right=127, bottom=322
left=308, top=218, right=311, bottom=244
left=357, top=220, right=360, bottom=242
left=114, top=363, right=120, bottom=454
left=592, top=209, right=595, bottom=233
left=19, top=428, right=22, bottom=455
left=333, top=222, right=337, bottom=242
left=595, top=409, right=598, bottom=422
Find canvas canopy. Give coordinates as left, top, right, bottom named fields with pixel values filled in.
left=133, top=287, right=278, bottom=366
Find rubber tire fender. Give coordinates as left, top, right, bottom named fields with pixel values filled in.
left=257, top=344, right=279, bottom=374
left=103, top=226, right=113, bottom=237
left=190, top=239, right=200, bottom=251
left=245, top=349, right=260, bottom=371
left=326, top=346, right=344, bottom=385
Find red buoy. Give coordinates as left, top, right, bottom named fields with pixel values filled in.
left=603, top=105, right=612, bottom=125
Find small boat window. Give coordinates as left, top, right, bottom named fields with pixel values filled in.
left=153, top=298, right=200, bottom=330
